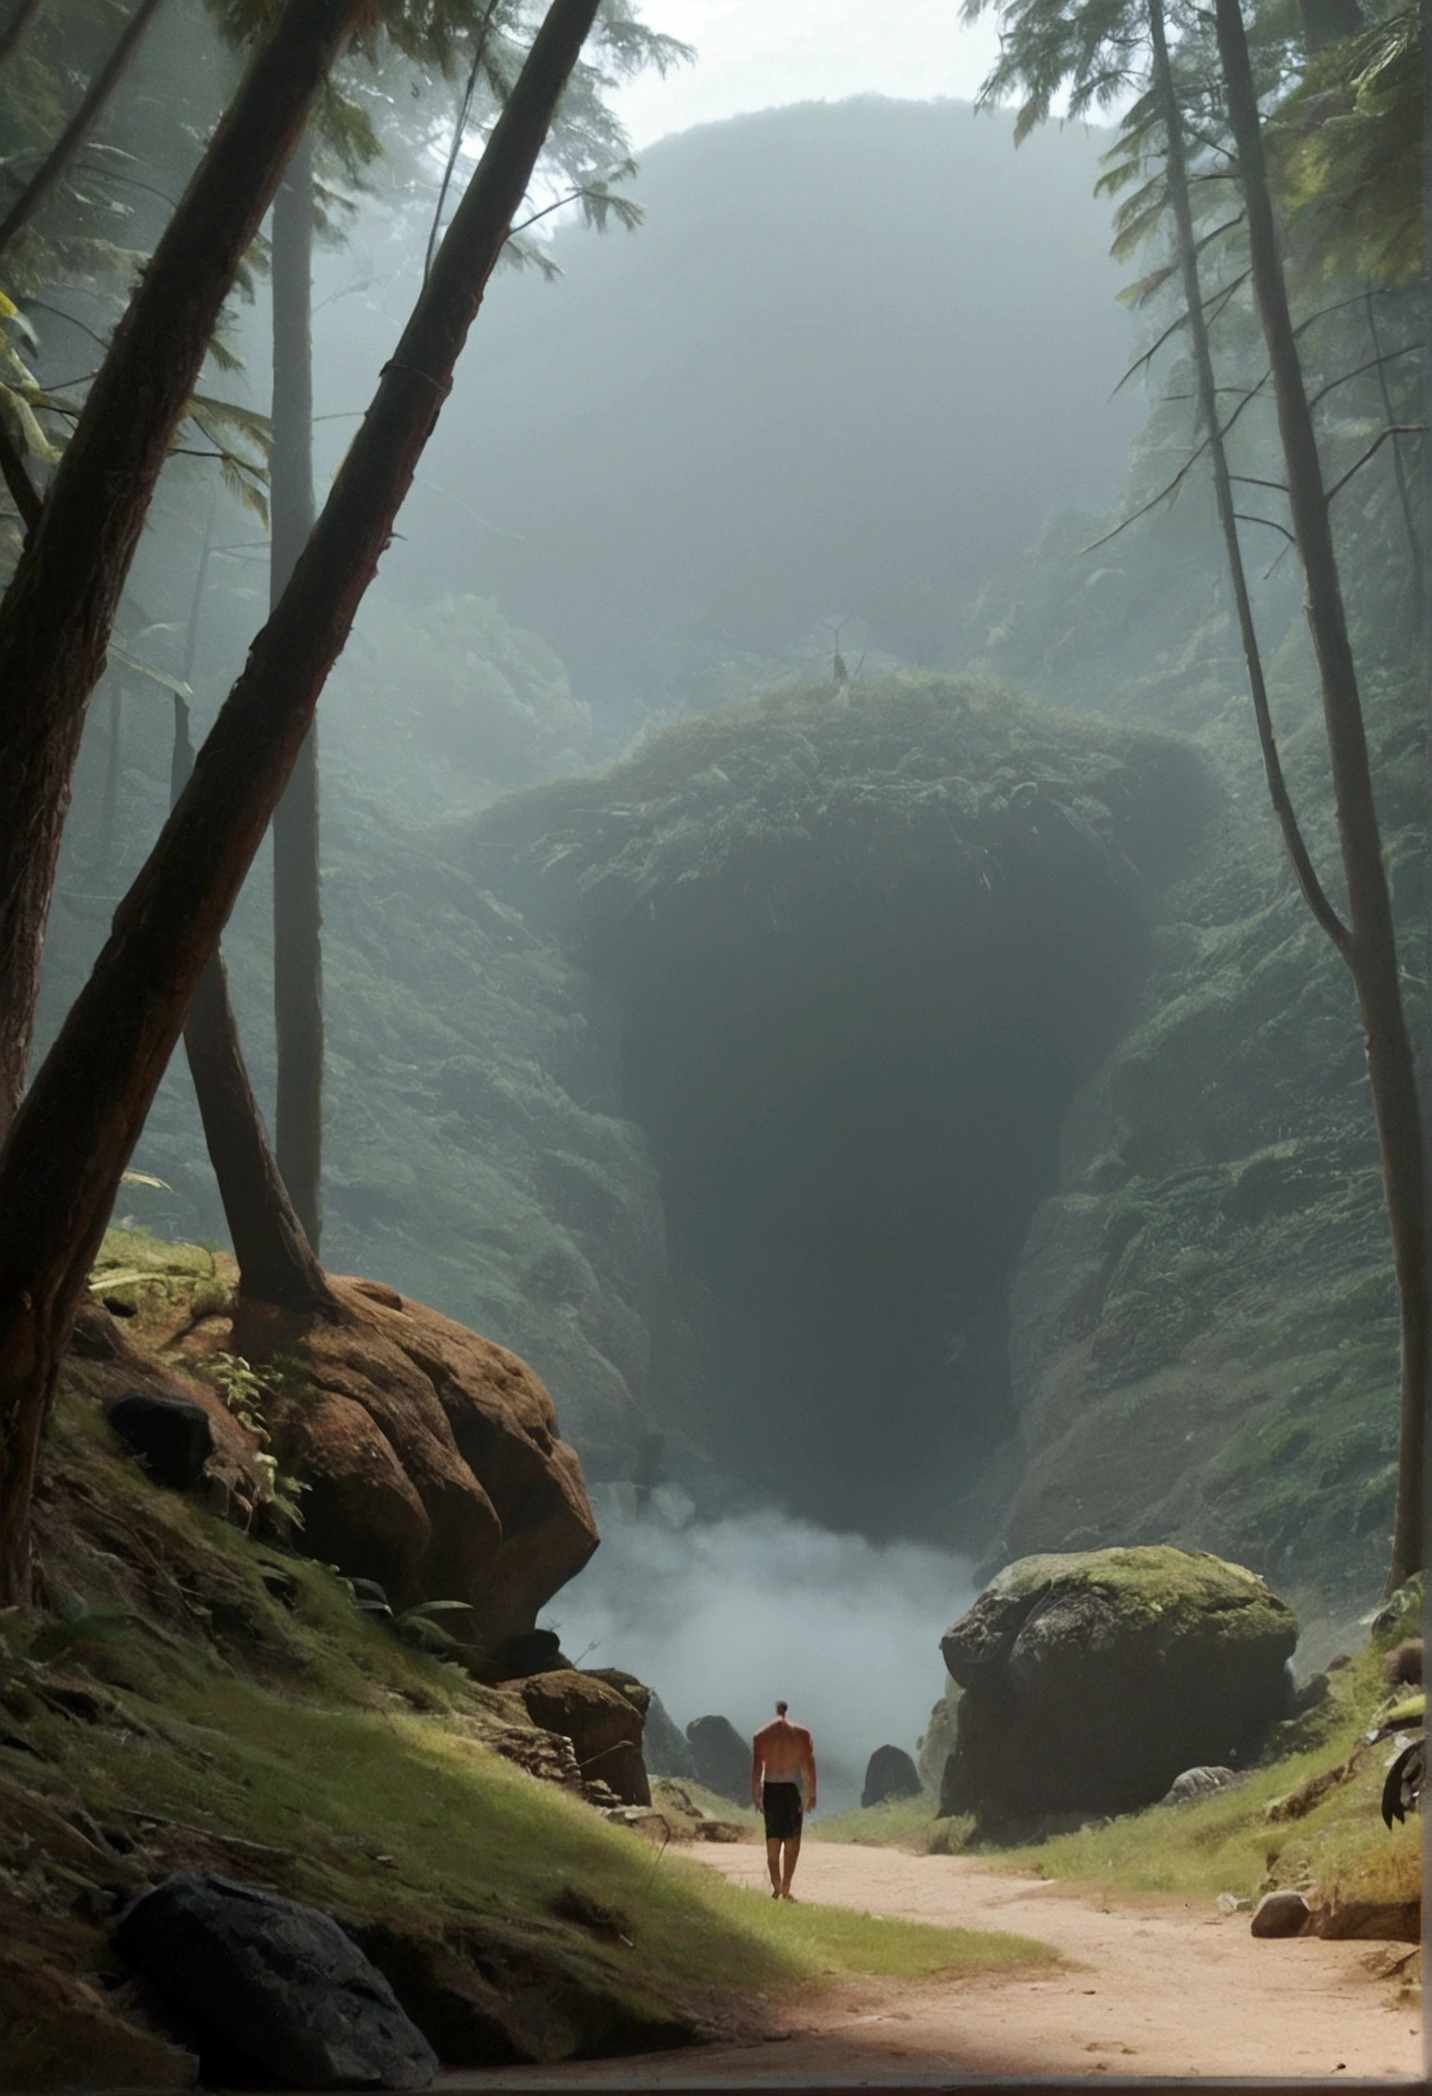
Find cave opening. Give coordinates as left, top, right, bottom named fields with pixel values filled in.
left=476, top=680, right=1211, bottom=1555
left=607, top=837, right=1156, bottom=1548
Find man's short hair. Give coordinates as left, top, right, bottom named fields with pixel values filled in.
left=776, top=1699, right=788, bottom=1715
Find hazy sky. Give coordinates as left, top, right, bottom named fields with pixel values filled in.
left=611, top=0, right=1006, bottom=145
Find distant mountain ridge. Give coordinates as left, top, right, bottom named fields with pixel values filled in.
left=378, top=95, right=1142, bottom=740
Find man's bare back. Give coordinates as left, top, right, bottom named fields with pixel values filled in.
left=751, top=1715, right=817, bottom=1789
left=751, top=1704, right=817, bottom=1899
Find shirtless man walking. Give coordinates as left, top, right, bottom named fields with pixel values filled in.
left=750, top=1701, right=817, bottom=1899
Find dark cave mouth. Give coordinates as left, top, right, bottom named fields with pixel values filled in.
left=606, top=856, right=1154, bottom=1550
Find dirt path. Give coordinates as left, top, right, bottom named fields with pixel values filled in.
left=446, top=1843, right=1422, bottom=2085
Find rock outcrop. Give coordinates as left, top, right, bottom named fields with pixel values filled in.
left=104, top=1393, right=214, bottom=1491
left=685, top=1715, right=751, bottom=1804
left=233, top=1277, right=598, bottom=1654
left=508, top=1671, right=650, bottom=1806
left=642, top=1693, right=696, bottom=1779
left=862, top=1745, right=923, bottom=1808
left=114, top=1874, right=437, bottom=2091
left=938, top=1545, right=1296, bottom=1832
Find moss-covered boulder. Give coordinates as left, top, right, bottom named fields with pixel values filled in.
left=938, top=1545, right=1297, bottom=1832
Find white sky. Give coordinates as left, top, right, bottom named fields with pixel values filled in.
left=610, top=0, right=1007, bottom=147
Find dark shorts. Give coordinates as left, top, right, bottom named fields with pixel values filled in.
left=763, top=1781, right=803, bottom=1842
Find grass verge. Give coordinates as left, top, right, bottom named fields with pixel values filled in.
left=2, top=1368, right=1053, bottom=2054
left=812, top=1624, right=1422, bottom=1919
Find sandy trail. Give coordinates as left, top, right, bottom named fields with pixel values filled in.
left=447, top=1843, right=1422, bottom=2086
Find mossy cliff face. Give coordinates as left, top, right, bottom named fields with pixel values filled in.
left=470, top=674, right=1209, bottom=1540
left=1001, top=663, right=1425, bottom=1612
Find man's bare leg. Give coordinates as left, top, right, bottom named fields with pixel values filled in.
left=779, top=1834, right=801, bottom=1898
left=766, top=1838, right=782, bottom=1896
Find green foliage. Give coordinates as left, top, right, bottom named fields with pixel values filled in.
left=191, top=1351, right=309, bottom=1526
left=471, top=672, right=1209, bottom=943
left=1272, top=7, right=1420, bottom=285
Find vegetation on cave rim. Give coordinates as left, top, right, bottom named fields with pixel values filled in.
left=468, top=674, right=1213, bottom=989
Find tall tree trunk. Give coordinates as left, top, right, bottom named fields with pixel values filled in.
left=1418, top=0, right=1432, bottom=2052
left=185, top=955, right=334, bottom=1309
left=0, top=0, right=366, bottom=1140
left=171, top=670, right=333, bottom=1315
left=269, top=134, right=324, bottom=1249
left=1215, top=0, right=1428, bottom=1591
left=1150, top=0, right=1349, bottom=954
left=0, top=0, right=169, bottom=268
left=185, top=954, right=334, bottom=1310
left=0, top=0, right=604, bottom=1607
left=0, top=0, right=44, bottom=76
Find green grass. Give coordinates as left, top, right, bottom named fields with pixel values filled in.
left=813, top=1795, right=941, bottom=1849
left=810, top=1625, right=1424, bottom=1922
left=2, top=1383, right=1052, bottom=2025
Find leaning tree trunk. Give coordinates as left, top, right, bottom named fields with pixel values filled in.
left=1216, top=0, right=1429, bottom=1592
left=1418, top=0, right=1432, bottom=2054
left=1149, top=0, right=1350, bottom=953
left=185, top=958, right=335, bottom=1312
left=0, top=0, right=170, bottom=269
left=269, top=132, right=325, bottom=1250
left=172, top=683, right=334, bottom=1315
left=0, top=0, right=604, bottom=1607
left=0, top=0, right=367, bottom=1140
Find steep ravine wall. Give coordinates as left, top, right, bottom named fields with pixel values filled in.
left=999, top=672, right=1423, bottom=1613
left=44, top=655, right=1417, bottom=1615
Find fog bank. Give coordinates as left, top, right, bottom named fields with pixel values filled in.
left=545, top=1486, right=973, bottom=1812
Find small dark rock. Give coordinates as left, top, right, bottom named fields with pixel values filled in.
left=862, top=1744, right=923, bottom=1808
left=1250, top=1890, right=1311, bottom=1938
left=685, top=1714, right=750, bottom=1804
left=105, top=1394, right=214, bottom=1492
left=1292, top=1671, right=1333, bottom=1714
left=489, top=1628, right=571, bottom=1679
left=1384, top=1639, right=1423, bottom=1689
left=68, top=1301, right=125, bottom=1361
left=114, top=1872, right=437, bottom=2090
left=1159, top=1765, right=1243, bottom=1806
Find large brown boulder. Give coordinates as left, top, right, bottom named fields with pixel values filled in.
left=509, top=1671, right=650, bottom=1806
left=938, top=1545, right=1296, bottom=1833
left=232, top=1278, right=597, bottom=1655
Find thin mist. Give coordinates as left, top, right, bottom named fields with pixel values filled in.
left=544, top=1485, right=973, bottom=1812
